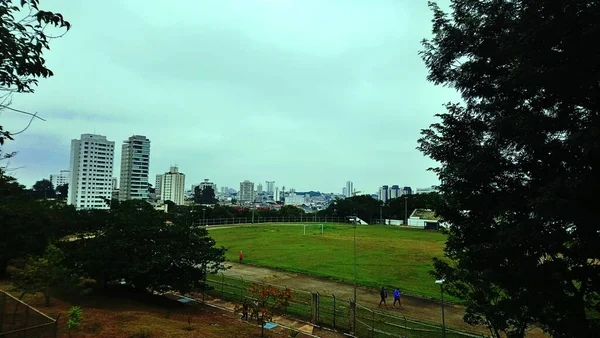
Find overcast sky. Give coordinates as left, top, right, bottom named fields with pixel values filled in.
left=2, top=0, right=457, bottom=194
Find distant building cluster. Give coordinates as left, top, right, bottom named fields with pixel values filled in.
left=48, top=134, right=433, bottom=211
left=377, top=185, right=413, bottom=202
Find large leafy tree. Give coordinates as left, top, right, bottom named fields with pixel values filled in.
left=0, top=171, right=74, bottom=277
left=0, top=0, right=70, bottom=143
left=194, top=186, right=217, bottom=204
left=62, top=200, right=227, bottom=293
left=32, top=178, right=55, bottom=199
left=418, top=1, right=600, bottom=337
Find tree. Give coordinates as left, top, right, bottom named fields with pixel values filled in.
left=322, top=195, right=381, bottom=222
left=0, top=171, right=56, bottom=277
left=32, top=179, right=55, bottom=199
left=0, top=0, right=70, bottom=143
left=12, top=244, right=75, bottom=306
left=55, top=183, right=68, bottom=199
left=247, top=283, right=292, bottom=337
left=278, top=205, right=303, bottom=218
left=418, top=1, right=600, bottom=337
left=194, top=186, right=217, bottom=205
left=62, top=200, right=227, bottom=293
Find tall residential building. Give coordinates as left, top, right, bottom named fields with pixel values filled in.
left=49, top=170, right=70, bottom=188
left=342, top=187, right=347, bottom=196
left=378, top=185, right=389, bottom=202
left=402, top=186, right=413, bottom=196
left=257, top=183, right=263, bottom=194
left=68, top=134, right=115, bottom=210
left=112, top=177, right=118, bottom=190
left=159, top=166, right=185, bottom=205
left=266, top=181, right=275, bottom=193
left=345, top=181, right=354, bottom=197
left=119, top=135, right=151, bottom=201
left=274, top=187, right=281, bottom=202
left=390, top=185, right=401, bottom=199
left=239, top=180, right=254, bottom=202
left=155, top=174, right=163, bottom=196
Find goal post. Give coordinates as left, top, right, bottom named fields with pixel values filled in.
left=303, top=224, right=324, bottom=235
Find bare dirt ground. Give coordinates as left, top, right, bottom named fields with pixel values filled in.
left=222, top=262, right=548, bottom=337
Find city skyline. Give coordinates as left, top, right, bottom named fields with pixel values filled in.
left=1, top=1, right=455, bottom=192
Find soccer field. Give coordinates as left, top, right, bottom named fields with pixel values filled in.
left=208, top=223, right=448, bottom=299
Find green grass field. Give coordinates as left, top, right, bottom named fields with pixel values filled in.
left=209, top=223, right=449, bottom=300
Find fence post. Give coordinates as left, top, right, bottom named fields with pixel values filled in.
left=371, top=309, right=375, bottom=338
left=332, top=294, right=336, bottom=330
left=349, top=299, right=355, bottom=335
left=316, top=292, right=320, bottom=324
left=0, top=292, right=5, bottom=332
left=221, top=272, right=225, bottom=298
left=24, top=306, right=30, bottom=338
left=54, top=313, right=61, bottom=338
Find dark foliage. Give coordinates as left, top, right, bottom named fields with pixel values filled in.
left=418, top=1, right=600, bottom=336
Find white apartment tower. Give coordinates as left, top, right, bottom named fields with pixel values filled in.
left=160, top=166, right=185, bottom=205
left=239, top=180, right=254, bottom=202
left=49, top=170, right=70, bottom=188
left=345, top=181, right=354, bottom=197
left=119, top=135, right=151, bottom=201
left=266, top=181, right=275, bottom=193
left=155, top=174, right=163, bottom=196
left=68, top=134, right=115, bottom=210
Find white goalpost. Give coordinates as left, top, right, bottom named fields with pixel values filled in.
left=303, top=224, right=324, bottom=235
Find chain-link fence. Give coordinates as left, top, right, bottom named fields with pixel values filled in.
left=0, top=290, right=58, bottom=338
left=195, top=217, right=349, bottom=226
left=202, top=274, right=487, bottom=338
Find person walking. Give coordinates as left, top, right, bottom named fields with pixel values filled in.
left=393, top=288, right=403, bottom=309
left=239, top=250, right=243, bottom=263
left=241, top=299, right=249, bottom=320
left=379, top=286, right=388, bottom=308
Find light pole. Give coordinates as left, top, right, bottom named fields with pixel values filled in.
left=251, top=208, right=255, bottom=224
left=202, top=208, right=206, bottom=226
left=380, top=205, right=383, bottom=224
left=353, top=219, right=357, bottom=334
left=404, top=196, right=408, bottom=225
left=435, top=279, right=446, bottom=338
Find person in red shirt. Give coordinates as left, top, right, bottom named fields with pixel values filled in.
left=239, top=251, right=243, bottom=263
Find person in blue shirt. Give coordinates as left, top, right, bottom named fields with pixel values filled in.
left=393, top=288, right=403, bottom=309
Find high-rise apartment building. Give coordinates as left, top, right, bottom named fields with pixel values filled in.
left=257, top=183, right=263, bottom=194
left=345, top=181, right=354, bottom=197
left=402, top=186, right=413, bottom=196
left=192, top=179, right=217, bottom=194
left=266, top=181, right=275, bottom=193
left=342, top=187, right=347, bottom=196
left=49, top=170, right=70, bottom=188
left=239, top=180, right=254, bottom=202
left=68, top=134, right=115, bottom=210
left=155, top=174, right=163, bottom=196
left=274, top=187, right=281, bottom=202
left=159, top=166, right=185, bottom=205
left=119, top=135, right=150, bottom=201
left=378, top=185, right=389, bottom=202
left=390, top=185, right=401, bottom=199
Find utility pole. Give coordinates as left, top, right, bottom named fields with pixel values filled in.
left=252, top=208, right=255, bottom=224
left=353, top=220, right=357, bottom=333
left=404, top=196, right=408, bottom=225
left=380, top=205, right=383, bottom=224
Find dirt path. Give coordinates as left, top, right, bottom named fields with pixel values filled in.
left=222, top=262, right=480, bottom=334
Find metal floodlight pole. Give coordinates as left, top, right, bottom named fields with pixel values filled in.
left=353, top=221, right=357, bottom=333
left=435, top=279, right=446, bottom=338
left=404, top=196, right=408, bottom=225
